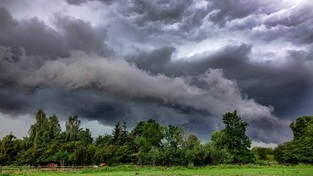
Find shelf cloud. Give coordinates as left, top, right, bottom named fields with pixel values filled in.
left=1, top=0, right=313, bottom=143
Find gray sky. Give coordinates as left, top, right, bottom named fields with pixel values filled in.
left=0, top=0, right=313, bottom=145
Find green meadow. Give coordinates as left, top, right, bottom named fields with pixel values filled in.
left=2, top=165, right=313, bottom=176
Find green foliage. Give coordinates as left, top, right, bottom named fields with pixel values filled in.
left=0, top=174, right=11, bottom=176
left=112, top=122, right=129, bottom=146
left=251, top=147, right=273, bottom=161
left=77, top=128, right=93, bottom=144
left=274, top=116, right=313, bottom=164
left=65, top=116, right=81, bottom=142
left=133, top=119, right=164, bottom=150
left=290, top=116, right=313, bottom=140
left=53, top=150, right=69, bottom=166
left=95, top=134, right=112, bottom=146
left=0, top=134, right=21, bottom=165
left=0, top=110, right=270, bottom=167
left=205, top=142, right=233, bottom=165
left=29, top=110, right=49, bottom=147
left=209, top=111, right=255, bottom=164
left=184, top=134, right=204, bottom=166
left=222, top=111, right=255, bottom=164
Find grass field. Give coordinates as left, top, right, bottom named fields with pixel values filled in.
left=2, top=164, right=313, bottom=176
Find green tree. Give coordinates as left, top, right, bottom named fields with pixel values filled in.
left=205, top=142, right=233, bottom=165
left=48, top=115, right=61, bottom=141
left=274, top=116, right=313, bottom=163
left=132, top=119, right=164, bottom=150
left=210, top=130, right=227, bottom=149
left=78, top=128, right=93, bottom=144
left=251, top=147, right=273, bottom=161
left=29, top=110, right=50, bottom=147
left=183, top=134, right=201, bottom=166
left=162, top=125, right=185, bottom=166
left=274, top=141, right=298, bottom=163
left=290, top=116, right=313, bottom=140
left=95, top=134, right=112, bottom=146
left=66, top=116, right=81, bottom=142
left=112, top=122, right=129, bottom=146
left=0, top=134, right=21, bottom=165
left=213, top=111, right=255, bottom=164
left=207, top=131, right=233, bottom=164
left=131, top=119, right=164, bottom=165
left=53, top=150, right=69, bottom=166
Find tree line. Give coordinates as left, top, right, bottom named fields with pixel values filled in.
left=0, top=110, right=312, bottom=166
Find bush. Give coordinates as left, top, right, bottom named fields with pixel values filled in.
left=255, top=160, right=268, bottom=166
left=0, top=174, right=11, bottom=176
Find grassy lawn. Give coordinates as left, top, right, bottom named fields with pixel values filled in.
left=3, top=165, right=313, bottom=176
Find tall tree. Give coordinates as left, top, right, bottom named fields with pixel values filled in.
left=131, top=119, right=164, bottom=165
left=290, top=116, right=313, bottom=140
left=215, top=111, right=255, bottom=163
left=29, top=110, right=50, bottom=147
left=112, top=122, right=129, bottom=146
left=161, top=125, right=185, bottom=166
left=135, top=119, right=164, bottom=150
left=66, top=116, right=81, bottom=142
left=95, top=134, right=112, bottom=146
left=48, top=115, right=61, bottom=141
left=78, top=128, right=93, bottom=144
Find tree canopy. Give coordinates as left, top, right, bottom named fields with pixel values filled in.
left=209, top=111, right=255, bottom=164
left=1, top=110, right=311, bottom=166
left=274, top=116, right=313, bottom=164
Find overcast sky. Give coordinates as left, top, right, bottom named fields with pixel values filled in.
left=1, top=0, right=313, bottom=145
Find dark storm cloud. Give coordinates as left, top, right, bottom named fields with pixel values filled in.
left=66, top=0, right=114, bottom=5
left=0, top=46, right=292, bottom=143
left=66, top=0, right=89, bottom=5
left=73, top=0, right=211, bottom=42
left=129, top=45, right=313, bottom=117
left=208, top=0, right=264, bottom=25
left=1, top=49, right=271, bottom=120
left=0, top=87, right=33, bottom=115
left=70, top=0, right=195, bottom=24
left=259, top=1, right=313, bottom=44
left=128, top=45, right=252, bottom=76
left=118, top=0, right=193, bottom=25
left=1, top=0, right=313, bottom=144
left=0, top=86, right=130, bottom=122
left=56, top=16, right=110, bottom=55
left=127, top=46, right=175, bottom=73
left=0, top=7, right=68, bottom=57
left=0, top=84, right=288, bottom=143
left=0, top=7, right=109, bottom=57
left=262, top=0, right=313, bottom=28
left=0, top=85, right=224, bottom=140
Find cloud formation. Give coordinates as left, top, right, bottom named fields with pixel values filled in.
left=129, top=45, right=313, bottom=117
left=0, top=48, right=291, bottom=143
left=0, top=7, right=108, bottom=57
left=1, top=0, right=313, bottom=144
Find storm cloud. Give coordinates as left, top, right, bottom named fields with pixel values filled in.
left=0, top=47, right=292, bottom=143
left=129, top=44, right=313, bottom=117
left=0, top=7, right=108, bottom=57
left=1, top=0, right=313, bottom=144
